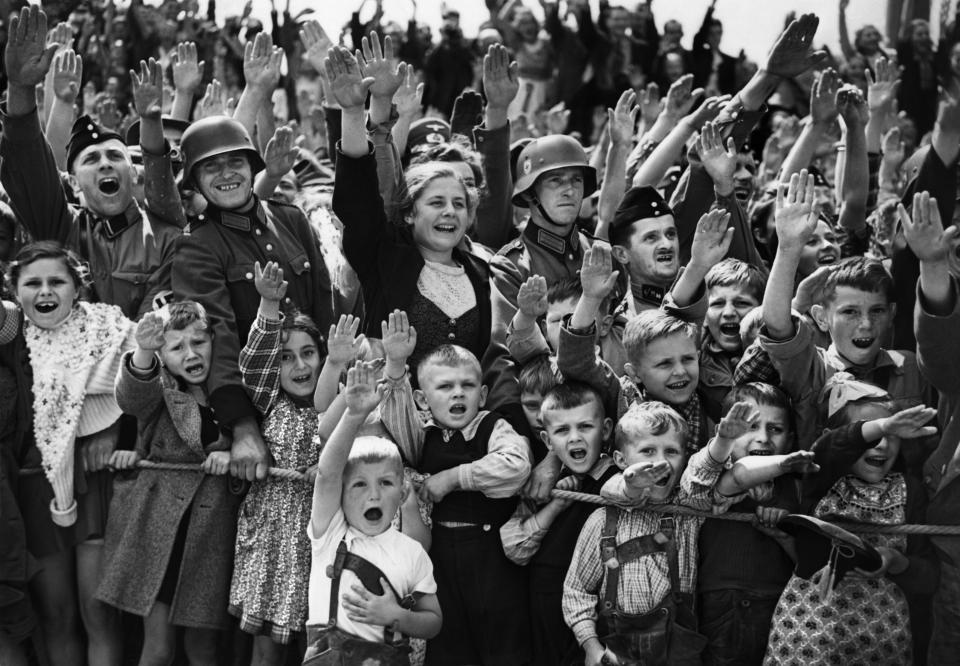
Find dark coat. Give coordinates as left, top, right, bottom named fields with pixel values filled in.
left=96, top=355, right=241, bottom=630
left=171, top=197, right=335, bottom=426
left=332, top=148, right=493, bottom=358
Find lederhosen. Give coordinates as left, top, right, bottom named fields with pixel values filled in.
left=303, top=541, right=421, bottom=666
left=596, top=507, right=704, bottom=666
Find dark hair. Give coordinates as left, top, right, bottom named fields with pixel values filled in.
left=722, top=382, right=791, bottom=416
left=395, top=163, right=477, bottom=226
left=518, top=355, right=561, bottom=396
left=547, top=276, right=583, bottom=305
left=416, top=344, right=482, bottom=385
left=822, top=256, right=894, bottom=304
left=281, top=311, right=326, bottom=355
left=6, top=241, right=89, bottom=293
left=409, top=138, right=485, bottom=190
left=704, top=259, right=767, bottom=302
left=540, top=381, right=604, bottom=420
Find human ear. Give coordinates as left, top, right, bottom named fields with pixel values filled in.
left=478, top=384, right=488, bottom=408
left=612, top=449, right=626, bottom=470
left=809, top=303, right=829, bottom=333
left=601, top=417, right=613, bottom=441
left=413, top=389, right=430, bottom=411
left=598, top=313, right=614, bottom=337
left=611, top=244, right=630, bottom=265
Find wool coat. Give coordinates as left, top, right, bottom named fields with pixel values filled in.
left=96, top=354, right=241, bottom=630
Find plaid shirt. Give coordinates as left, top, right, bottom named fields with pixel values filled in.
left=561, top=448, right=724, bottom=646
left=238, top=313, right=283, bottom=416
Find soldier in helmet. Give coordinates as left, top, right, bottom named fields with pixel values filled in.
left=172, top=115, right=336, bottom=482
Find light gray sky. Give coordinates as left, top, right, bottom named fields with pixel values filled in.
left=215, top=0, right=903, bottom=65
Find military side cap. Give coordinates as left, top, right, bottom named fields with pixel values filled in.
left=67, top=115, right=124, bottom=173
left=406, top=118, right=451, bottom=159
left=611, top=186, right=673, bottom=232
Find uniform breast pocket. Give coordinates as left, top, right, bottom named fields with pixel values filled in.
left=287, top=253, right=311, bottom=277
left=225, top=264, right=258, bottom=324
left=110, top=270, right=150, bottom=315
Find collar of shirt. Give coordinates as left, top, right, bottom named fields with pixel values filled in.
left=95, top=199, right=145, bottom=240
left=824, top=345, right=906, bottom=380
left=523, top=220, right=580, bottom=258
left=343, top=523, right=400, bottom=549
left=200, top=196, right=267, bottom=232
left=425, top=409, right=491, bottom=442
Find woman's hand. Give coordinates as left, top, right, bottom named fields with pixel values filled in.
left=324, top=46, right=374, bottom=111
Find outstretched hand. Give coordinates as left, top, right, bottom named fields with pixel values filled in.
left=579, top=244, right=619, bottom=301
left=517, top=275, right=549, bottom=319
left=130, top=58, right=164, bottom=118
left=382, top=309, right=417, bottom=365
left=254, top=261, right=288, bottom=301
left=324, top=46, right=374, bottom=110
left=343, top=361, right=386, bottom=416
left=689, top=207, right=734, bottom=269
left=898, top=191, right=960, bottom=263
left=775, top=169, right=819, bottom=250
left=764, top=13, right=827, bottom=79
left=879, top=404, right=938, bottom=439
left=717, top=401, right=760, bottom=440
left=358, top=31, right=407, bottom=99
left=483, top=43, right=520, bottom=110
left=6, top=5, right=57, bottom=90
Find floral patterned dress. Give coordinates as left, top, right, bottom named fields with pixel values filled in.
left=763, top=474, right=911, bottom=665
left=229, top=314, right=322, bottom=644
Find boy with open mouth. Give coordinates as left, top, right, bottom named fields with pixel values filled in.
left=500, top=382, right=619, bottom=665
left=759, top=171, right=931, bottom=450
left=379, top=314, right=533, bottom=665
left=305, top=362, right=441, bottom=663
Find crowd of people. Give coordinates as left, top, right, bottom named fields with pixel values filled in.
left=0, top=0, right=959, bottom=664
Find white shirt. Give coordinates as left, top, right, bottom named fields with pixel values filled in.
left=307, top=509, right=436, bottom=641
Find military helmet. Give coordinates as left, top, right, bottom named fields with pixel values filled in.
left=511, top=135, right=597, bottom=207
left=180, top=116, right=265, bottom=186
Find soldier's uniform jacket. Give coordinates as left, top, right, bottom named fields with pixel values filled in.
left=172, top=197, right=335, bottom=426
left=0, top=106, right=183, bottom=320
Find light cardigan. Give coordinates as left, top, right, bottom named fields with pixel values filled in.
left=11, top=301, right=136, bottom=525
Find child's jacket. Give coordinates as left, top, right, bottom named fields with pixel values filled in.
left=97, top=354, right=241, bottom=630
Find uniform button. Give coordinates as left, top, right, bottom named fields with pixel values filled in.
left=197, top=214, right=204, bottom=221
left=449, top=318, right=456, bottom=325
left=482, top=524, right=491, bottom=532
left=285, top=297, right=292, bottom=303
left=255, top=228, right=262, bottom=235
left=304, top=261, right=311, bottom=269
left=265, top=243, right=273, bottom=251
left=568, top=254, right=574, bottom=260
left=447, top=333, right=456, bottom=340
left=245, top=272, right=253, bottom=280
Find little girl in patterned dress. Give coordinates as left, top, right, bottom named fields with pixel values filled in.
left=763, top=375, right=941, bottom=666
left=228, top=261, right=327, bottom=665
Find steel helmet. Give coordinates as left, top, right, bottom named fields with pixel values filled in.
left=511, top=135, right=597, bottom=207
left=180, top=116, right=266, bottom=187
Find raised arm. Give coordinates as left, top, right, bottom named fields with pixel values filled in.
left=254, top=125, right=299, bottom=199
left=171, top=41, right=205, bottom=122
left=779, top=68, right=839, bottom=182
left=836, top=86, right=869, bottom=237
left=762, top=170, right=819, bottom=340
left=311, top=362, right=385, bottom=536
left=596, top=90, right=638, bottom=241
left=233, top=32, right=283, bottom=141
left=670, top=209, right=733, bottom=307
left=238, top=261, right=287, bottom=415
left=45, top=48, right=82, bottom=171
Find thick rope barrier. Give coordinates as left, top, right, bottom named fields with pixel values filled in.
left=18, top=463, right=960, bottom=536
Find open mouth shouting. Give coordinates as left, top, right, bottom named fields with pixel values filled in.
left=568, top=447, right=588, bottom=462
left=655, top=250, right=675, bottom=264
left=183, top=360, right=206, bottom=379
left=363, top=507, right=383, bottom=522
left=718, top=322, right=740, bottom=338
left=98, top=176, right=120, bottom=195
left=653, top=468, right=673, bottom=487
left=733, top=184, right=752, bottom=203
left=817, top=251, right=838, bottom=266
left=34, top=301, right=59, bottom=314
left=850, top=336, right=875, bottom=349
left=449, top=403, right=467, bottom=416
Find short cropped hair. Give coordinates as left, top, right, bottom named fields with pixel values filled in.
left=547, top=276, right=582, bottom=305
left=722, top=382, right=791, bottom=416
left=518, top=355, right=561, bottom=396
left=622, top=310, right=697, bottom=365
left=159, top=301, right=210, bottom=334
left=416, top=344, right=482, bottom=385
left=614, top=401, right=688, bottom=452
left=704, top=259, right=767, bottom=303
left=822, top=256, right=894, bottom=304
left=540, top=381, right=604, bottom=422
left=344, top=436, right=404, bottom=479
